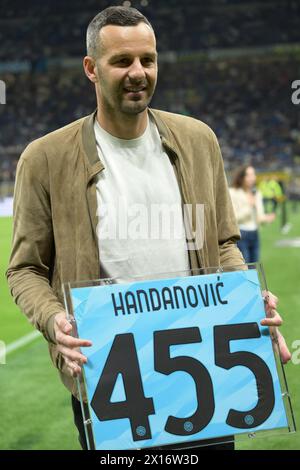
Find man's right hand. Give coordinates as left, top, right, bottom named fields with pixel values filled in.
left=54, top=312, right=92, bottom=377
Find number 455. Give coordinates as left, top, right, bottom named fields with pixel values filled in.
left=91, top=323, right=275, bottom=442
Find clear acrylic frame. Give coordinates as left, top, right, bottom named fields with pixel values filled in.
left=63, top=263, right=296, bottom=450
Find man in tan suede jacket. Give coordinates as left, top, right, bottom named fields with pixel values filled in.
left=7, top=6, right=291, bottom=450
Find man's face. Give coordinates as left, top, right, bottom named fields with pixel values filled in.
left=95, top=23, right=158, bottom=116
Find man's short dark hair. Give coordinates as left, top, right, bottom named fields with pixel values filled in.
left=86, top=6, right=153, bottom=58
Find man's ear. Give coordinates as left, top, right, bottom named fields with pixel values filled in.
left=83, top=56, right=98, bottom=83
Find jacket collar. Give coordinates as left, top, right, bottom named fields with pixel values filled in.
left=148, top=108, right=182, bottom=159
left=81, top=110, right=103, bottom=182
left=81, top=108, right=180, bottom=181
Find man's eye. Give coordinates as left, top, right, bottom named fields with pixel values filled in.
left=116, top=59, right=130, bottom=66
left=143, top=57, right=154, bottom=65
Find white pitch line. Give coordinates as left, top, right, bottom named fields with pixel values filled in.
left=6, top=330, right=42, bottom=355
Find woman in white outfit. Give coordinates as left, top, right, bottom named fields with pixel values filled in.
left=229, top=165, right=275, bottom=263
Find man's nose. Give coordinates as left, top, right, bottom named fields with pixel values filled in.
left=128, top=59, right=146, bottom=82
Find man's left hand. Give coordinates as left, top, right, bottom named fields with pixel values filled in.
left=260, top=291, right=291, bottom=364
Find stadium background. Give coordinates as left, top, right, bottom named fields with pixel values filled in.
left=0, top=0, right=299, bottom=450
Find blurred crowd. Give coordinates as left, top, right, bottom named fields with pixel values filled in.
left=1, top=0, right=300, bottom=187
left=1, top=57, right=300, bottom=183
left=155, top=57, right=300, bottom=171
left=1, top=0, right=300, bottom=61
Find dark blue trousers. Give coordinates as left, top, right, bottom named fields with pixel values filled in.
left=237, top=229, right=259, bottom=263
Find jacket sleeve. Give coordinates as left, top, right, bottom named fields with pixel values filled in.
left=211, top=134, right=246, bottom=268
left=6, top=143, right=64, bottom=344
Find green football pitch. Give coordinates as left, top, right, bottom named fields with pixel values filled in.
left=0, top=212, right=299, bottom=450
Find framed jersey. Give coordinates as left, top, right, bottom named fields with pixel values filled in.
left=63, top=264, right=295, bottom=450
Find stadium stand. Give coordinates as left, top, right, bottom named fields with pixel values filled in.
left=1, top=0, right=300, bottom=60
left=0, top=0, right=300, bottom=192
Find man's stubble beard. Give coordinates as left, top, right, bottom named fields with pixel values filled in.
left=100, top=90, right=149, bottom=117
left=97, top=66, right=155, bottom=117
left=120, top=99, right=149, bottom=115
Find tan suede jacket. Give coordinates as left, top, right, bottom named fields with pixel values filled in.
left=6, top=109, right=244, bottom=398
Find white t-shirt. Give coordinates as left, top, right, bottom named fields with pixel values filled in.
left=94, top=117, right=190, bottom=281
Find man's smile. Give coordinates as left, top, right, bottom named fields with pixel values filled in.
left=123, top=86, right=147, bottom=93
